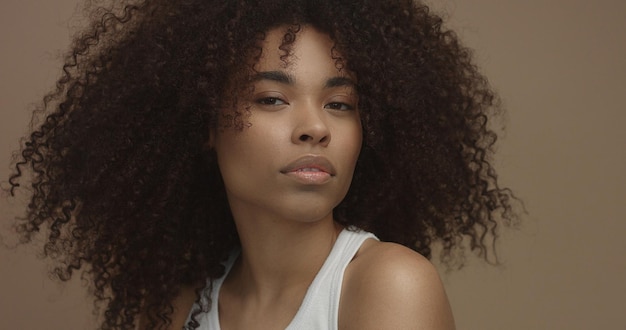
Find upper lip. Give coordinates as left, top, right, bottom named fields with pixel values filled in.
left=280, top=155, right=336, bottom=176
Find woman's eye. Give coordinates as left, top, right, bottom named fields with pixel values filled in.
left=256, top=97, right=287, bottom=106
left=324, top=102, right=354, bottom=111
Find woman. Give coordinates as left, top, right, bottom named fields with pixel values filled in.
left=7, top=0, right=515, bottom=329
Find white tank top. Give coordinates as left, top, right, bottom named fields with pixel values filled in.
left=188, top=228, right=378, bottom=329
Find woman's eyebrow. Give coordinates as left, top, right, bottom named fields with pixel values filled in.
left=252, top=71, right=355, bottom=89
left=252, top=71, right=295, bottom=85
left=324, top=76, right=355, bottom=89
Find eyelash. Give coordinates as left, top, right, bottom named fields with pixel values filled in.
left=324, top=102, right=354, bottom=111
left=254, top=97, right=355, bottom=111
left=256, top=97, right=287, bottom=106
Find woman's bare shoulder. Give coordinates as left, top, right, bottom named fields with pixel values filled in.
left=340, top=240, right=456, bottom=330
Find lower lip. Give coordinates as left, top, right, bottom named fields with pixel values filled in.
left=283, top=171, right=332, bottom=184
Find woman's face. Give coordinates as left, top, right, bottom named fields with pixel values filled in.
left=212, top=26, right=362, bottom=224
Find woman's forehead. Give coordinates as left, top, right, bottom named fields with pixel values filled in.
left=254, top=26, right=354, bottom=81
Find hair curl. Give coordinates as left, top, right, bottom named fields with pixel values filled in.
left=7, top=0, right=517, bottom=328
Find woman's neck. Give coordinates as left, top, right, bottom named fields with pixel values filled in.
left=227, top=210, right=343, bottom=301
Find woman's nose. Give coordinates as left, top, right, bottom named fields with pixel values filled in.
left=291, top=104, right=331, bottom=147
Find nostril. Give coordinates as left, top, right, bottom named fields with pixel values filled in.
left=296, top=132, right=329, bottom=144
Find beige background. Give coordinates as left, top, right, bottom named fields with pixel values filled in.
left=1, top=1, right=625, bottom=329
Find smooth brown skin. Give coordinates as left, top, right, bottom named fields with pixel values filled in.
left=158, top=26, right=455, bottom=329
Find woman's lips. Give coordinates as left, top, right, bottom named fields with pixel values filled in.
left=280, top=155, right=336, bottom=184
left=285, top=170, right=331, bottom=184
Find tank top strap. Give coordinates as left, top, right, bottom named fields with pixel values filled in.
left=287, top=227, right=379, bottom=329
